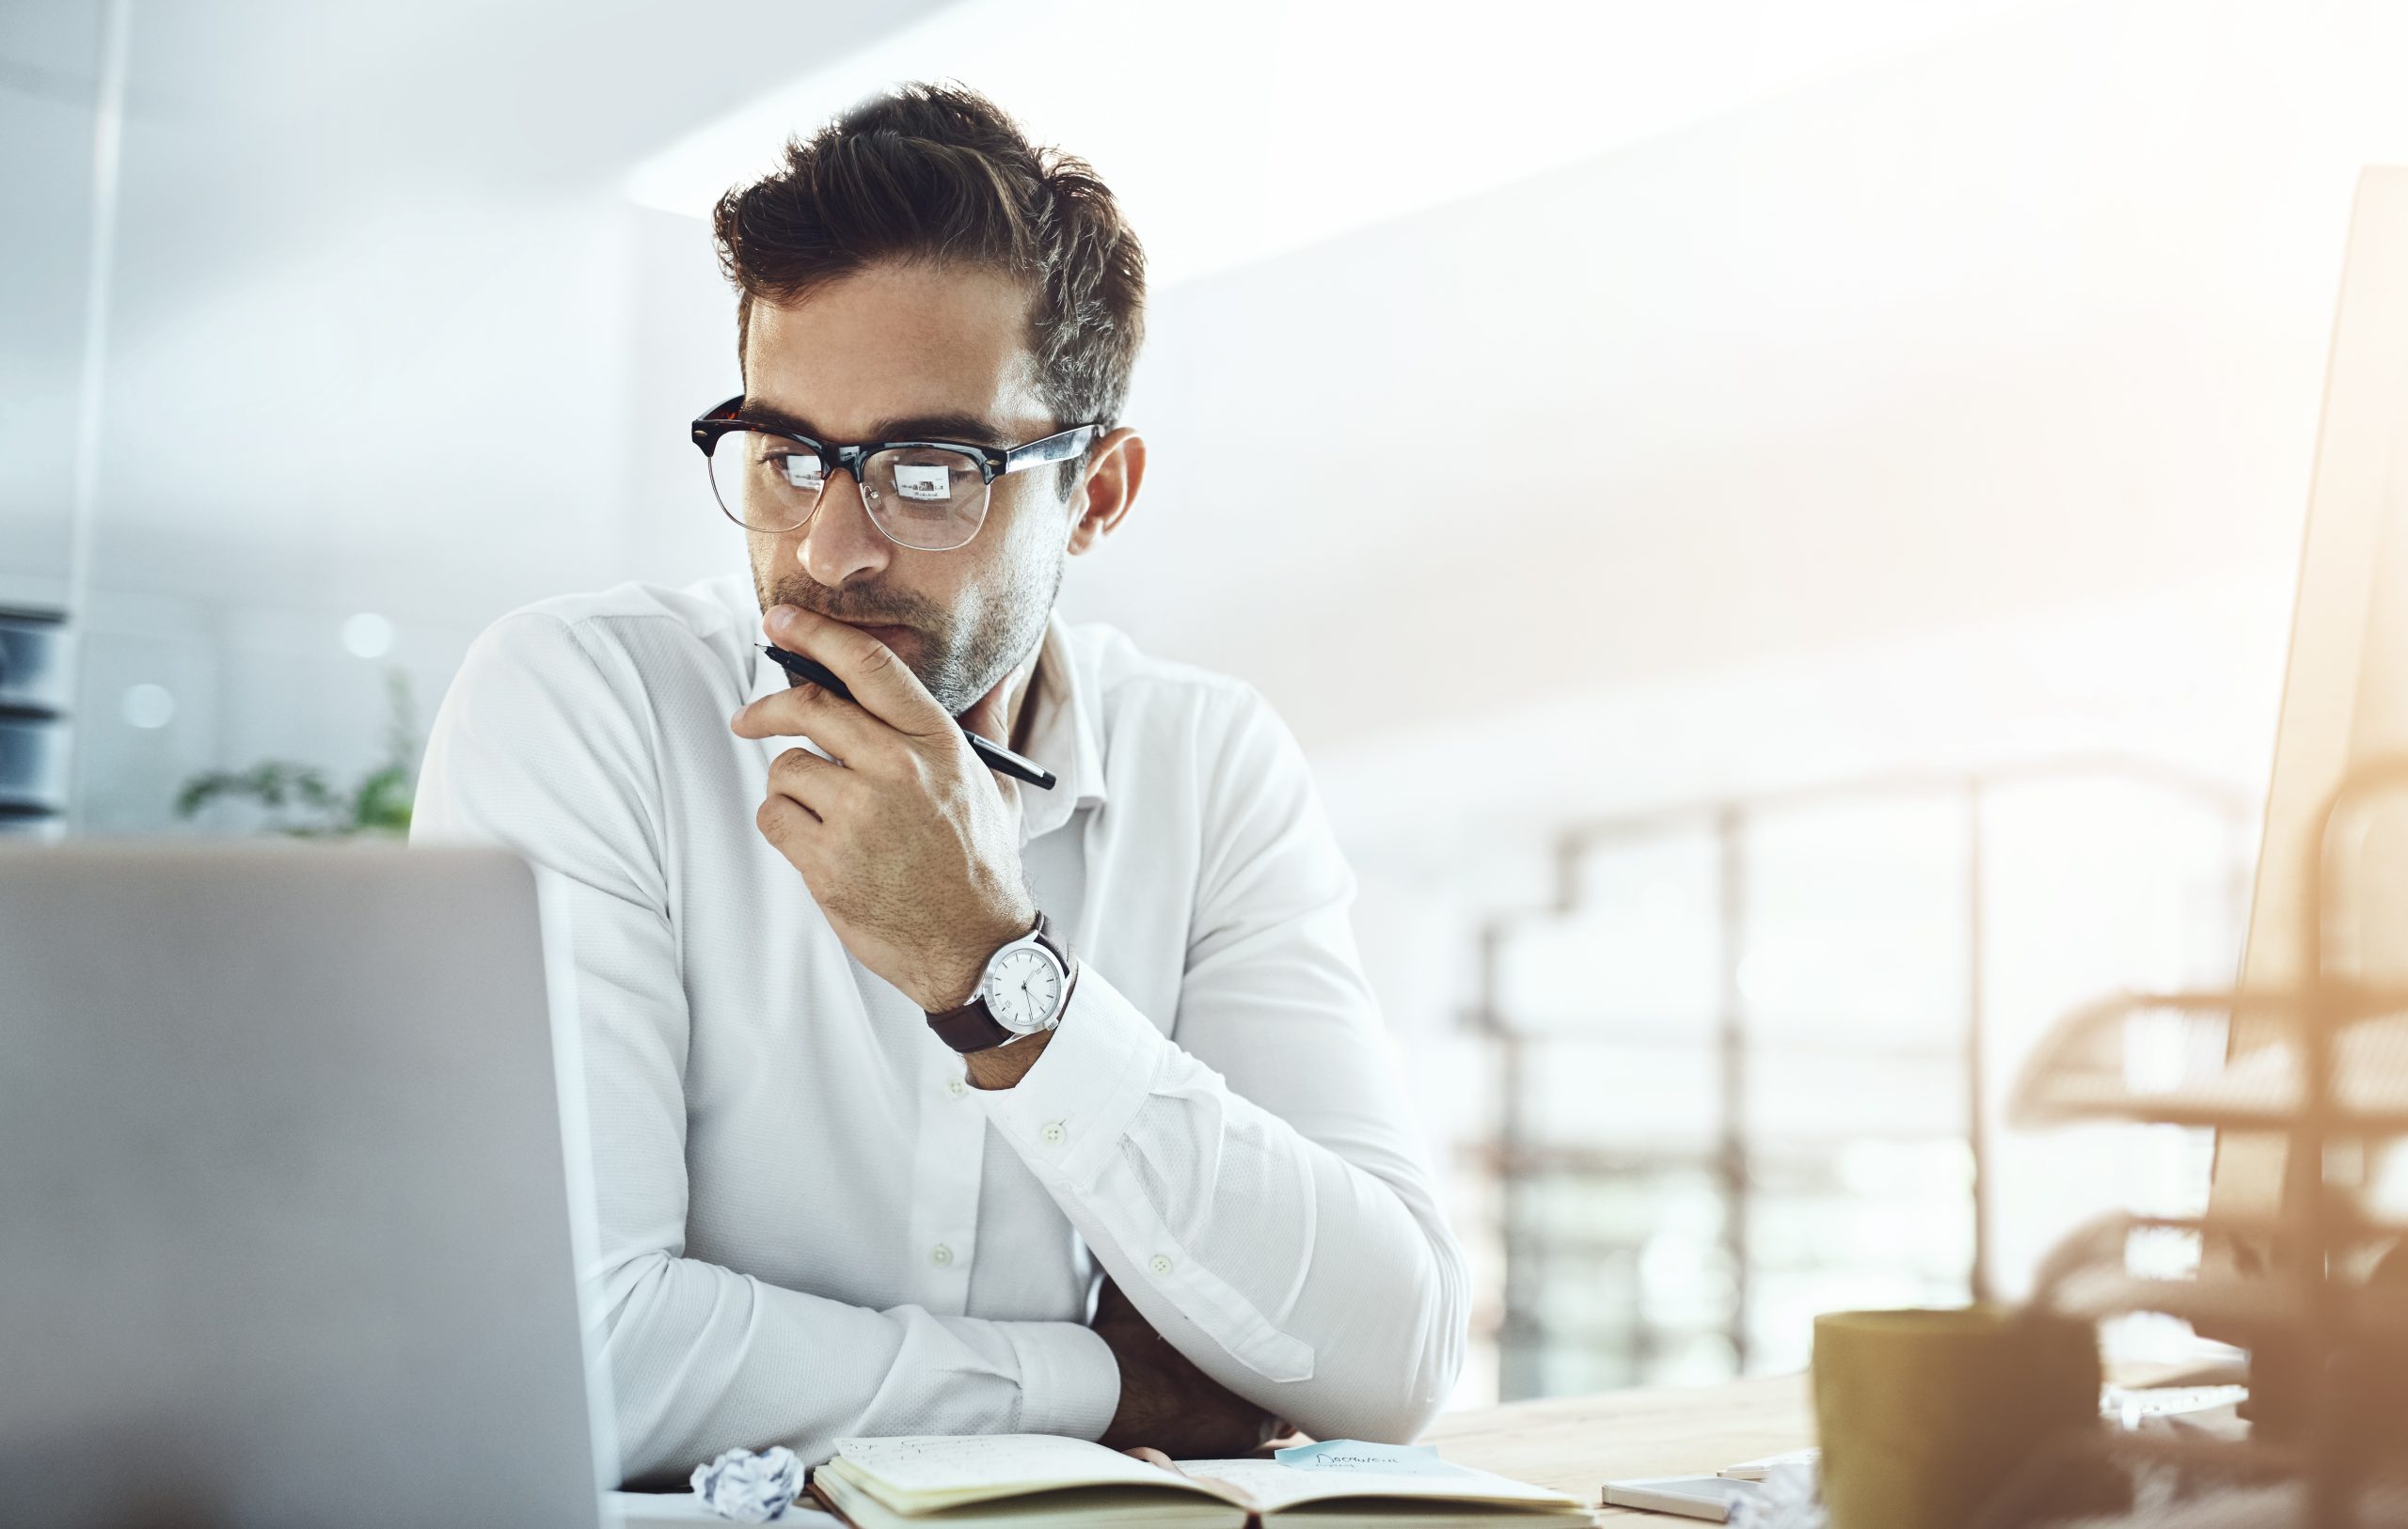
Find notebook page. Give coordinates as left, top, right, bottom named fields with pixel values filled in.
left=833, top=1435, right=1228, bottom=1510
left=1178, top=1457, right=1587, bottom=1515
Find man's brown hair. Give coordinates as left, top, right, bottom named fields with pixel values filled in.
left=713, top=82, right=1148, bottom=456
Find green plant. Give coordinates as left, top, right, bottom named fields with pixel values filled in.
left=176, top=669, right=421, bottom=838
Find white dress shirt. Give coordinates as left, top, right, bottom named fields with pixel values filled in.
left=411, top=573, right=1465, bottom=1486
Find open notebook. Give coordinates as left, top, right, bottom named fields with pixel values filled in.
left=809, top=1434, right=1592, bottom=1529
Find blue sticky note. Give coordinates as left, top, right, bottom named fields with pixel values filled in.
left=1272, top=1441, right=1471, bottom=1477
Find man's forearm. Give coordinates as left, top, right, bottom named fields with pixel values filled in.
left=598, top=1248, right=1117, bottom=1484
left=967, top=961, right=1469, bottom=1446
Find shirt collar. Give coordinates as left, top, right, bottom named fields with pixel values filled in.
left=1014, top=610, right=1108, bottom=843
left=736, top=598, right=1106, bottom=843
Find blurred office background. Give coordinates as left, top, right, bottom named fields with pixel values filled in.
left=7, top=0, right=2400, bottom=1407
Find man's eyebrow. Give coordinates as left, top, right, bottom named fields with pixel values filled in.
left=739, top=399, right=1014, bottom=449
left=871, top=412, right=1017, bottom=447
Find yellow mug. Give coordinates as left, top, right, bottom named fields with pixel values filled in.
left=1813, top=1306, right=2099, bottom=1529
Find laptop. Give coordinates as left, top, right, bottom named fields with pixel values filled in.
left=0, top=842, right=613, bottom=1528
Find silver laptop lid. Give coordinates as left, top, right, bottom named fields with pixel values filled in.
left=0, top=842, right=610, bottom=1529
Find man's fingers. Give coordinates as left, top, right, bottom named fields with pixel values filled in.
left=765, top=745, right=853, bottom=822
left=755, top=789, right=821, bottom=847
left=763, top=605, right=952, bottom=737
left=958, top=666, right=1013, bottom=744
left=732, top=677, right=890, bottom=764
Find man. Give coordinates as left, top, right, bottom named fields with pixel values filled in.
left=413, top=83, right=1465, bottom=1487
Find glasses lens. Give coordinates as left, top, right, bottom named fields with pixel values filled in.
left=863, top=447, right=990, bottom=550
left=708, top=430, right=824, bottom=532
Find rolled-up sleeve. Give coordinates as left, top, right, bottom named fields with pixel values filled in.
left=976, top=685, right=1467, bottom=1442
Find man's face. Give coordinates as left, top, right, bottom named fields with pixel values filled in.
left=740, top=261, right=1074, bottom=715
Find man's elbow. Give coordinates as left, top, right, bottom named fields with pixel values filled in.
left=1346, top=1378, right=1453, bottom=1445
left=1284, top=1361, right=1453, bottom=1445
left=1384, top=1228, right=1471, bottom=1439
left=1288, top=1278, right=1467, bottom=1443
left=587, top=1250, right=714, bottom=1486
left=1388, top=1316, right=1467, bottom=1442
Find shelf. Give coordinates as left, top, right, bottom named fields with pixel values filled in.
left=2009, top=988, right=2408, bottom=1130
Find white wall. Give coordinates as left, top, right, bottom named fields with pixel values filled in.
left=1071, top=0, right=2368, bottom=759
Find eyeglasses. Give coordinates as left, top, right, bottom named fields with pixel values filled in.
left=690, top=396, right=1101, bottom=552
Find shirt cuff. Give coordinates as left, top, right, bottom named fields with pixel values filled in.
left=1005, top=1319, right=1121, bottom=1441
left=974, top=962, right=1167, bottom=1190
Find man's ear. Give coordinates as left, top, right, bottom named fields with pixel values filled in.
left=1066, top=428, right=1146, bottom=556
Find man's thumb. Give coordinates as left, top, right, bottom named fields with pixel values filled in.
left=958, top=670, right=1016, bottom=746
left=959, top=689, right=1009, bottom=742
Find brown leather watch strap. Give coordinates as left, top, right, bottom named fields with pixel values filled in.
left=925, top=912, right=1070, bottom=1055
left=926, top=1002, right=1015, bottom=1054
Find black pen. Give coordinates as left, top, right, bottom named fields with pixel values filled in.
left=760, top=644, right=1058, bottom=792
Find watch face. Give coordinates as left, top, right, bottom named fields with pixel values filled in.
left=985, top=947, right=1063, bottom=1032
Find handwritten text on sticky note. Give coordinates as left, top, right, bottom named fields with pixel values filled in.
left=1272, top=1442, right=1473, bottom=1477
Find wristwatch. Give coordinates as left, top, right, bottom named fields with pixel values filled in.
left=925, top=911, right=1076, bottom=1053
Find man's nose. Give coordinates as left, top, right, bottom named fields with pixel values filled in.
left=795, top=470, right=893, bottom=586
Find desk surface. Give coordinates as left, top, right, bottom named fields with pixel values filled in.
left=614, top=1377, right=1810, bottom=1526
left=1420, top=1373, right=1812, bottom=1521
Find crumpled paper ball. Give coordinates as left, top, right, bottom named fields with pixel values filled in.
left=690, top=1444, right=805, bottom=1522
left=1729, top=1462, right=1827, bottom=1529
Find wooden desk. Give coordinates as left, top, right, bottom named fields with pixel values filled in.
left=1420, top=1373, right=1812, bottom=1521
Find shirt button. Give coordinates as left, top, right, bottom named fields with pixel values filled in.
left=1149, top=1254, right=1173, bottom=1277
left=945, top=1078, right=968, bottom=1098
left=1039, top=1121, right=1067, bottom=1145
left=929, top=1244, right=954, bottom=1268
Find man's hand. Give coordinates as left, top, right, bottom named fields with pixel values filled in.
left=1092, top=1277, right=1286, bottom=1458
left=733, top=604, right=1034, bottom=1012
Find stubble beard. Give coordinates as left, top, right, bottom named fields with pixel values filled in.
left=752, top=551, right=1064, bottom=717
